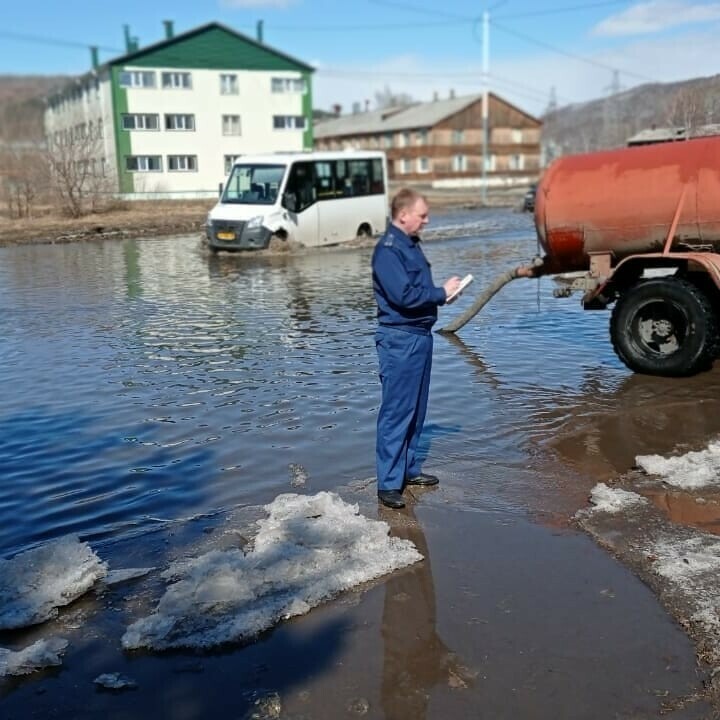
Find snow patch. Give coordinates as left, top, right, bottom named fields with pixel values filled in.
left=649, top=535, right=720, bottom=635
left=122, top=492, right=422, bottom=650
left=0, top=536, right=107, bottom=630
left=636, top=440, right=720, bottom=489
left=0, top=638, right=68, bottom=677
left=585, top=483, right=648, bottom=514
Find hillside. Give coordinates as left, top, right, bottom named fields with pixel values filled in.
left=0, top=75, right=69, bottom=141
left=3, top=72, right=720, bottom=153
left=542, top=73, right=720, bottom=157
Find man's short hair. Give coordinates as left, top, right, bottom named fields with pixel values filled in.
left=391, top=188, right=426, bottom=220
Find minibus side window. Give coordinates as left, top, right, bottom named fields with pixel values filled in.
left=283, top=162, right=316, bottom=212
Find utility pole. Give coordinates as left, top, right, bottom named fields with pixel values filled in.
left=481, top=9, right=490, bottom=204
left=480, top=2, right=506, bottom=204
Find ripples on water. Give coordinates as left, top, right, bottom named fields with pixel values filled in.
left=2, top=208, right=697, bottom=556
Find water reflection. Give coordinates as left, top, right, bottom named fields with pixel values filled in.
left=381, top=504, right=468, bottom=718
left=640, top=488, right=720, bottom=535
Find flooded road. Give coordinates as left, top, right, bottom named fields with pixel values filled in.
left=2, top=208, right=720, bottom=718
left=0, top=208, right=620, bottom=555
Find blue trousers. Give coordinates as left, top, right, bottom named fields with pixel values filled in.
left=375, top=326, right=433, bottom=492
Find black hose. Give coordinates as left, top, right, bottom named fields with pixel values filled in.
left=437, top=268, right=521, bottom=334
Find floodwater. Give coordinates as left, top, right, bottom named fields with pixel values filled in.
left=2, top=207, right=720, bottom=718
left=0, top=208, right=610, bottom=556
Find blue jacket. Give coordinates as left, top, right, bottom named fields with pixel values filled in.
left=372, top=224, right=446, bottom=334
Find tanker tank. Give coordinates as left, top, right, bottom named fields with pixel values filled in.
left=534, top=135, right=720, bottom=275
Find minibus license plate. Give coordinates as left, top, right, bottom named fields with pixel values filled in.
left=217, top=231, right=236, bottom=241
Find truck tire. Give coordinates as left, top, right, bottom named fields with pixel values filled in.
left=610, top=277, right=717, bottom=376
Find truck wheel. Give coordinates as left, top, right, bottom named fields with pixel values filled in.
left=610, top=277, right=717, bottom=376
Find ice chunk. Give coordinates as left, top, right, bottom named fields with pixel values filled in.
left=586, top=483, right=647, bottom=513
left=94, top=672, right=138, bottom=690
left=122, top=492, right=422, bottom=650
left=0, top=536, right=107, bottom=630
left=104, top=568, right=155, bottom=586
left=636, top=440, right=720, bottom=489
left=0, top=638, right=68, bottom=677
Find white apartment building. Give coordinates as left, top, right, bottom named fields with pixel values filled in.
left=45, top=22, right=314, bottom=198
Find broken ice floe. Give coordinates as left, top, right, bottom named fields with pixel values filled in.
left=0, top=536, right=107, bottom=630
left=122, top=491, right=423, bottom=650
left=288, top=463, right=308, bottom=488
left=584, top=483, right=648, bottom=514
left=636, top=440, right=720, bottom=489
left=94, top=672, right=138, bottom=690
left=104, top=568, right=155, bottom=586
left=0, top=638, right=68, bottom=677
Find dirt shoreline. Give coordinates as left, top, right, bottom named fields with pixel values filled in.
left=0, top=188, right=524, bottom=247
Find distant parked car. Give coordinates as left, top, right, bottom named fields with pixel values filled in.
left=523, top=183, right=537, bottom=212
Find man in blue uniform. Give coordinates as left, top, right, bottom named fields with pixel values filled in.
left=372, top=189, right=461, bottom=509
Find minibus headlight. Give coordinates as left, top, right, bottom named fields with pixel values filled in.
left=246, top=215, right=263, bottom=229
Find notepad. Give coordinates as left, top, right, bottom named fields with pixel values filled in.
left=446, top=273, right=474, bottom=302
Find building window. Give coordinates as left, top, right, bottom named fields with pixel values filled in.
left=119, top=71, right=156, bottom=88
left=512, top=129, right=523, bottom=143
left=162, top=72, right=192, bottom=89
left=222, top=115, right=242, bottom=135
left=220, top=73, right=239, bottom=95
left=273, top=115, right=306, bottom=130
left=509, top=154, right=525, bottom=170
left=383, top=133, right=393, bottom=148
left=416, top=129, right=428, bottom=146
left=224, top=155, right=242, bottom=174
left=168, top=155, right=197, bottom=172
left=271, top=77, right=306, bottom=93
left=122, top=113, right=159, bottom=131
left=452, top=154, right=467, bottom=172
left=399, top=131, right=410, bottom=148
left=125, top=155, right=162, bottom=172
left=165, top=114, right=195, bottom=131
left=417, top=157, right=430, bottom=173
left=452, top=129, right=464, bottom=144
left=397, top=158, right=410, bottom=175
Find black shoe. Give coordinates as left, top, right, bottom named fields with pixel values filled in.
left=378, top=490, right=405, bottom=509
left=406, top=472, right=439, bottom=486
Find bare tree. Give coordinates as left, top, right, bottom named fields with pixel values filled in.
left=0, top=143, right=48, bottom=219
left=374, top=85, right=414, bottom=110
left=46, top=123, right=114, bottom=217
left=664, top=86, right=706, bottom=133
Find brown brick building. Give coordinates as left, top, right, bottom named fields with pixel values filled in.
left=314, top=92, right=542, bottom=183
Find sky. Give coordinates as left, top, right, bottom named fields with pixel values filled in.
left=3, top=0, right=720, bottom=117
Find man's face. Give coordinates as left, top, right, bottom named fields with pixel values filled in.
left=399, top=198, right=429, bottom=236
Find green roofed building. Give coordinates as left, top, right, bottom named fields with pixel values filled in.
left=44, top=21, right=314, bottom=198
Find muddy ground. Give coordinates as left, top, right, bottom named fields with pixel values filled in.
left=0, top=186, right=525, bottom=247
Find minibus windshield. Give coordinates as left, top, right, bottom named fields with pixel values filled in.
left=222, top=164, right=286, bottom=205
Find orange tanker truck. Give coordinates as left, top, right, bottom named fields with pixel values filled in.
left=442, top=135, right=720, bottom=377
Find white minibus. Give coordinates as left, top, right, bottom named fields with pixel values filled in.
left=206, top=151, right=388, bottom=252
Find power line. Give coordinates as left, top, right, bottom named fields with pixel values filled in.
left=495, top=0, right=628, bottom=19
left=489, top=72, right=573, bottom=106
left=267, top=18, right=467, bottom=31
left=364, top=0, right=471, bottom=21
left=0, top=31, right=120, bottom=54
left=490, top=19, right=658, bottom=83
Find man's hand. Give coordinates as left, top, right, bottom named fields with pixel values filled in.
left=443, top=276, right=462, bottom=303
